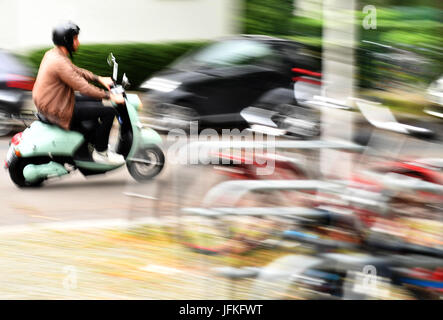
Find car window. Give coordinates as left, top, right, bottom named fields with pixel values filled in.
left=174, top=39, right=279, bottom=70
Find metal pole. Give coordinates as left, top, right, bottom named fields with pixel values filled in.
left=321, top=0, right=356, bottom=180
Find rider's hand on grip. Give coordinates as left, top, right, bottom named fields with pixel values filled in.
left=110, top=93, right=125, bottom=104
left=98, top=76, right=114, bottom=90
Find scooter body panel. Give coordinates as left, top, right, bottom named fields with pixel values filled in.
left=17, top=121, right=84, bottom=157
left=126, top=93, right=142, bottom=112
left=23, top=161, right=68, bottom=183
left=73, top=159, right=124, bottom=171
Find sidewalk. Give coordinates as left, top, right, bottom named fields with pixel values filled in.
left=0, top=220, right=273, bottom=299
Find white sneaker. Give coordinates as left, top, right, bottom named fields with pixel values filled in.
left=92, top=149, right=125, bottom=165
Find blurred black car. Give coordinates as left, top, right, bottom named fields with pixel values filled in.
left=0, top=49, right=35, bottom=136
left=139, top=35, right=321, bottom=132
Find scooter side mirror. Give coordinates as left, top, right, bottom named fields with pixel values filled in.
left=122, top=73, right=130, bottom=89
left=107, top=53, right=115, bottom=67
left=107, top=53, right=118, bottom=82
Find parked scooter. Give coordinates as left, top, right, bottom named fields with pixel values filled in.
left=4, top=53, right=165, bottom=187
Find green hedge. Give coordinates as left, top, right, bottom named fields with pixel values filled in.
left=27, top=41, right=209, bottom=88
left=242, top=0, right=294, bottom=35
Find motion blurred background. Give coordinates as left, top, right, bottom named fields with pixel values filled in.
left=1, top=0, right=441, bottom=119
left=0, top=0, right=442, bottom=300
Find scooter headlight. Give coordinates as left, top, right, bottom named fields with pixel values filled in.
left=140, top=77, right=181, bottom=93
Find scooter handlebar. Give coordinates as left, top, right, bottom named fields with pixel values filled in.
left=110, top=85, right=125, bottom=95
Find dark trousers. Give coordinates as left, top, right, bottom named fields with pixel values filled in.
left=70, top=95, right=117, bottom=152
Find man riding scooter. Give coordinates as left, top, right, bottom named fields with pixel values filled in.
left=32, top=21, right=125, bottom=165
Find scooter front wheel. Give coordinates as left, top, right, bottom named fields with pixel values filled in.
left=127, top=145, right=165, bottom=182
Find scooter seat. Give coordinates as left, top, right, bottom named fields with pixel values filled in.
left=36, top=113, right=96, bottom=134
left=36, top=113, right=53, bottom=125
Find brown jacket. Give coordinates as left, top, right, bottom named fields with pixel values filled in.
left=32, top=47, right=109, bottom=130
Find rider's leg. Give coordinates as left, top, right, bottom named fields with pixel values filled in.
left=71, top=96, right=125, bottom=165
left=74, top=93, right=102, bottom=103
left=71, top=101, right=117, bottom=152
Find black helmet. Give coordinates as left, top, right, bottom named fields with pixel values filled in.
left=52, top=21, right=80, bottom=57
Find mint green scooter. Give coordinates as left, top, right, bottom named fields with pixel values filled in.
left=5, top=53, right=164, bottom=188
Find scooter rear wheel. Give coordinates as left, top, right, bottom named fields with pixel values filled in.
left=9, top=156, right=47, bottom=188
left=127, top=145, right=165, bottom=182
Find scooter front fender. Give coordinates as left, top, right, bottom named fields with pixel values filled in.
left=127, top=126, right=163, bottom=160
left=124, top=93, right=163, bottom=160
left=139, top=127, right=163, bottom=147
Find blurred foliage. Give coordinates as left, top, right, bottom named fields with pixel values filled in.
left=286, top=35, right=323, bottom=48
left=242, top=0, right=442, bottom=90
left=291, top=16, right=323, bottom=38
left=356, top=6, right=443, bottom=90
left=27, top=41, right=208, bottom=88
left=357, top=6, right=442, bottom=49
left=239, top=0, right=442, bottom=113
left=360, top=89, right=430, bottom=116
left=242, top=0, right=294, bottom=35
